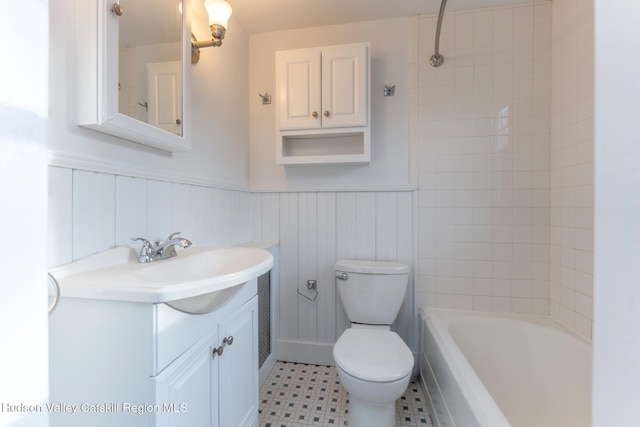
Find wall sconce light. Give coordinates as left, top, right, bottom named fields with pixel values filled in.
left=191, top=0, right=232, bottom=63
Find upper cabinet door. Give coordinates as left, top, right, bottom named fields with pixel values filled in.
left=276, top=43, right=368, bottom=131
left=321, top=44, right=368, bottom=128
left=277, top=49, right=322, bottom=130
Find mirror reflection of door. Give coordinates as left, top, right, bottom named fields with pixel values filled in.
left=147, top=61, right=182, bottom=135
left=117, top=0, right=183, bottom=135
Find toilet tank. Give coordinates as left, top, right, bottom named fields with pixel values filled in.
left=335, top=260, right=409, bottom=325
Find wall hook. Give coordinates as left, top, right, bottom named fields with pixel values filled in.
left=258, top=93, right=271, bottom=105
left=383, top=85, right=395, bottom=96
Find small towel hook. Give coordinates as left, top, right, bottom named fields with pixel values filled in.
left=258, top=93, right=271, bottom=105
left=384, top=85, right=395, bottom=96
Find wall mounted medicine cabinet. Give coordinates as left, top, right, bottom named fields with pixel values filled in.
left=276, top=42, right=371, bottom=165
left=76, top=0, right=192, bottom=152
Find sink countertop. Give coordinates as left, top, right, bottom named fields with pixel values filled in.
left=49, top=244, right=274, bottom=303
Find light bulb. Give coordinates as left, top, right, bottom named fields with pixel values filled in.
left=204, top=0, right=232, bottom=29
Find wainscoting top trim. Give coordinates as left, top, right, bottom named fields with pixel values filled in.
left=49, top=151, right=418, bottom=194
left=251, top=185, right=418, bottom=193
left=48, top=150, right=250, bottom=192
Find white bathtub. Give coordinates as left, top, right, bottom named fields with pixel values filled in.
left=419, top=309, right=591, bottom=427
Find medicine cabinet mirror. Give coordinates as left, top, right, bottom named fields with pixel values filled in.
left=76, top=0, right=192, bottom=152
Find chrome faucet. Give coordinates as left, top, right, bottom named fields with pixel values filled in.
left=132, top=232, right=193, bottom=263
left=154, top=232, right=193, bottom=260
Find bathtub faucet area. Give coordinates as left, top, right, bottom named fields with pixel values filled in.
left=131, top=232, right=193, bottom=263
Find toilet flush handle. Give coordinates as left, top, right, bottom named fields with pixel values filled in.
left=336, top=272, right=349, bottom=280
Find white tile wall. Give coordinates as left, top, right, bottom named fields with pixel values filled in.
left=48, top=166, right=252, bottom=267
left=550, top=0, right=594, bottom=339
left=412, top=0, right=594, bottom=340
left=411, top=3, right=553, bottom=315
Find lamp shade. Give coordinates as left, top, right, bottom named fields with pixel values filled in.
left=204, top=0, right=232, bottom=29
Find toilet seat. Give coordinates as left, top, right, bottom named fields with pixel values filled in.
left=333, top=328, right=414, bottom=383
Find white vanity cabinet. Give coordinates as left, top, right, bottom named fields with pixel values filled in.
left=154, top=330, right=218, bottom=426
left=275, top=42, right=370, bottom=165
left=154, top=294, right=258, bottom=427
left=49, top=279, right=259, bottom=427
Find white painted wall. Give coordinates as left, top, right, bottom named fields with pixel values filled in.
left=0, top=1, right=49, bottom=425
left=248, top=18, right=411, bottom=190
left=592, top=1, right=640, bottom=424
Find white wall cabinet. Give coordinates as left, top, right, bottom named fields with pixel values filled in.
left=49, top=280, right=259, bottom=427
left=276, top=42, right=370, bottom=165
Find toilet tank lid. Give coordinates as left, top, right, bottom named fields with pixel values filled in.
left=335, top=260, right=408, bottom=274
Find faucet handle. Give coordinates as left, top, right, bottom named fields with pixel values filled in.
left=131, top=237, right=157, bottom=263
left=131, top=237, right=153, bottom=249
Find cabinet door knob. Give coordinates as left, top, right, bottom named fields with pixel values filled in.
left=312, top=111, right=318, bottom=118
left=323, top=110, right=330, bottom=117
left=223, top=336, right=234, bottom=346
left=175, top=119, right=181, bottom=125
left=212, top=345, right=224, bottom=357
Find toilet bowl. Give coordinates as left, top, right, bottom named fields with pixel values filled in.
left=333, top=328, right=414, bottom=427
left=332, top=260, right=414, bottom=427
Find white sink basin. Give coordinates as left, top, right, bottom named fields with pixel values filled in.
left=49, top=244, right=273, bottom=314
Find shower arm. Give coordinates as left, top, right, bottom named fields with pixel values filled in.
left=430, top=0, right=448, bottom=67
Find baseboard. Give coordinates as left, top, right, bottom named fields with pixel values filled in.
left=259, top=353, right=277, bottom=389
left=275, top=339, right=335, bottom=366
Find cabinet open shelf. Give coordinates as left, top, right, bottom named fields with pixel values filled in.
left=277, top=129, right=370, bottom=165
left=275, top=42, right=370, bottom=166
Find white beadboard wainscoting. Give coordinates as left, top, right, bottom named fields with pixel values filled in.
left=47, top=161, right=417, bottom=366
left=251, top=189, right=417, bottom=366
left=48, top=166, right=252, bottom=267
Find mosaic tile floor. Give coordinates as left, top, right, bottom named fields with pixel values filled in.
left=259, top=361, right=432, bottom=427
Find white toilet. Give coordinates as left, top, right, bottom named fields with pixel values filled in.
left=332, top=260, right=414, bottom=427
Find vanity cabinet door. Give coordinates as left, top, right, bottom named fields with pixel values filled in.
left=154, top=331, right=219, bottom=427
left=218, top=296, right=259, bottom=427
